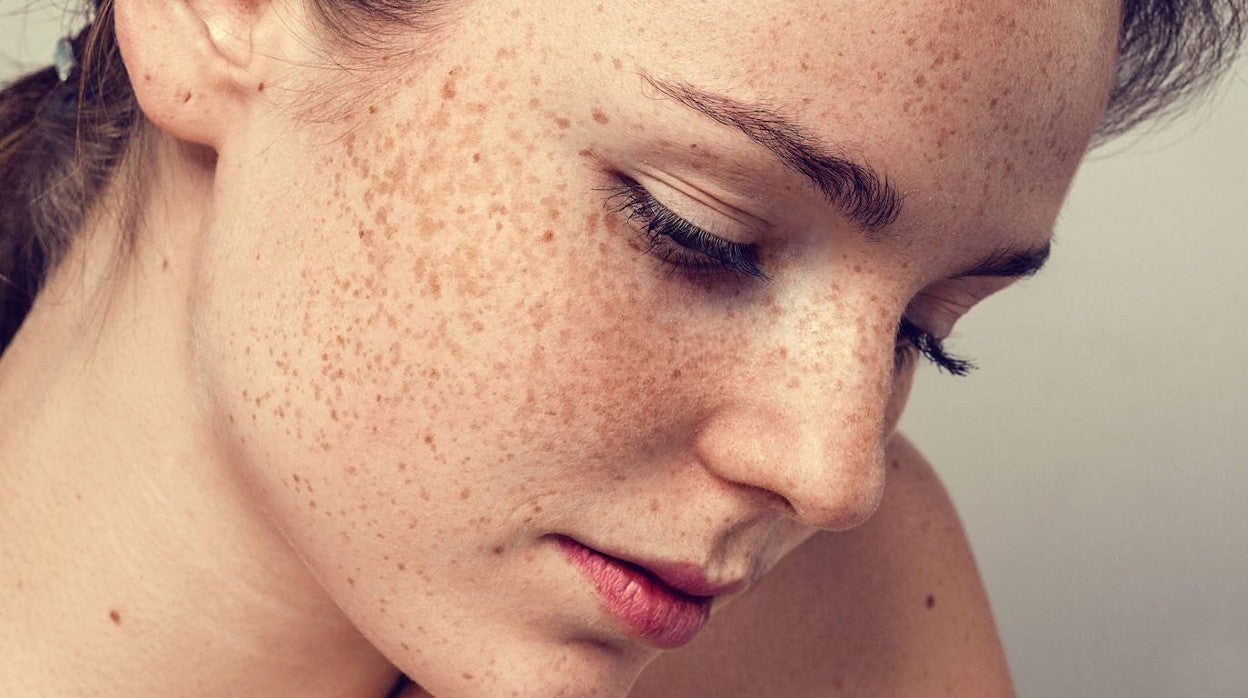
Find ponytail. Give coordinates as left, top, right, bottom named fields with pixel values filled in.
left=0, top=0, right=140, bottom=353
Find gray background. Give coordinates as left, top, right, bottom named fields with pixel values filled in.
left=4, top=5, right=1246, bottom=697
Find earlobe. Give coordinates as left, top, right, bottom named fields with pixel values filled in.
left=113, top=0, right=269, bottom=149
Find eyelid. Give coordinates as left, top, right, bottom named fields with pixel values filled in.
left=626, top=170, right=768, bottom=243
left=605, top=175, right=769, bottom=280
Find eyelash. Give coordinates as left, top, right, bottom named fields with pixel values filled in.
left=604, top=176, right=975, bottom=376
left=894, top=318, right=976, bottom=376
left=604, top=178, right=769, bottom=281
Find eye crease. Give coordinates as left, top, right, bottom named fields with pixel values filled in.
left=603, top=175, right=975, bottom=377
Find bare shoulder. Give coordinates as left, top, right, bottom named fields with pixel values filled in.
left=630, top=434, right=1015, bottom=697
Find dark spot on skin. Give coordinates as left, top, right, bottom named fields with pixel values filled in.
left=143, top=73, right=152, bottom=82
left=181, top=91, right=192, bottom=104
left=463, top=673, right=475, bottom=680
left=591, top=108, right=609, bottom=124
left=541, top=230, right=554, bottom=242
left=257, top=82, right=264, bottom=92
left=492, top=546, right=505, bottom=555
left=926, top=594, right=936, bottom=609
left=914, top=74, right=927, bottom=87
left=109, top=609, right=121, bottom=624
left=892, top=459, right=901, bottom=470
left=442, top=76, right=457, bottom=100
left=460, top=487, right=471, bottom=500
left=612, top=57, right=623, bottom=70
left=397, top=562, right=406, bottom=571
left=554, top=117, right=571, bottom=129
left=160, top=258, right=169, bottom=270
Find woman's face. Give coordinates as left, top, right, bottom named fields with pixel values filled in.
left=190, top=0, right=1117, bottom=693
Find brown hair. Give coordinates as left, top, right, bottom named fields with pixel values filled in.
left=0, top=0, right=1244, bottom=353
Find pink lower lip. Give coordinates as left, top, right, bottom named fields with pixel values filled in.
left=556, top=536, right=712, bottom=649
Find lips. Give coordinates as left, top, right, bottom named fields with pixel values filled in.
left=555, top=535, right=721, bottom=649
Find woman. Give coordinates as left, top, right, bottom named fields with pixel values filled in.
left=0, top=0, right=1242, bottom=696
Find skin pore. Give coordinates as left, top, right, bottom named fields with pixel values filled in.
left=0, top=0, right=1118, bottom=696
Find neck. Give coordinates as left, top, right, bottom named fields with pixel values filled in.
left=0, top=133, right=403, bottom=697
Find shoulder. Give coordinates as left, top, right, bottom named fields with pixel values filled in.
left=630, top=434, right=1015, bottom=697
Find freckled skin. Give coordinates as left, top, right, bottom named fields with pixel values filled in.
left=179, top=0, right=1118, bottom=695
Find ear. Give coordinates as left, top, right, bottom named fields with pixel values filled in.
left=113, top=0, right=277, bottom=149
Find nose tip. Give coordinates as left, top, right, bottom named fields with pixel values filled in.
left=694, top=407, right=888, bottom=531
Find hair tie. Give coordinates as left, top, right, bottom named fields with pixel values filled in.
left=53, top=36, right=75, bottom=82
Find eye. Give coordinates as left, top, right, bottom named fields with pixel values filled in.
left=894, top=318, right=975, bottom=376
left=603, top=176, right=769, bottom=281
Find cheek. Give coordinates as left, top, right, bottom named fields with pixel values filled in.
left=884, top=359, right=916, bottom=437
left=191, top=70, right=693, bottom=577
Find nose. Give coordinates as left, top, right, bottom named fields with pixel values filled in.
left=692, top=299, right=896, bottom=532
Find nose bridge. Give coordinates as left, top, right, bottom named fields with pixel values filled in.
left=695, top=288, right=897, bottom=531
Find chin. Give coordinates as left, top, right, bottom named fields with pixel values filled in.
left=397, top=631, right=654, bottom=698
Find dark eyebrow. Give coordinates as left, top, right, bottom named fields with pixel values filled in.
left=955, top=243, right=1051, bottom=279
left=641, top=73, right=903, bottom=233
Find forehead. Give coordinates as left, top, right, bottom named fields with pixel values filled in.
left=449, top=0, right=1120, bottom=247
left=606, top=0, right=1115, bottom=230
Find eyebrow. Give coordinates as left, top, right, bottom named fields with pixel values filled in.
left=642, top=74, right=1051, bottom=280
left=955, top=243, right=1051, bottom=279
left=642, top=73, right=903, bottom=233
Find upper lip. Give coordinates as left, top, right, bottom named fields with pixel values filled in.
left=564, top=536, right=749, bottom=598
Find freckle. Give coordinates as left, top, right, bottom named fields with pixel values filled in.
left=541, top=230, right=554, bottom=242
left=397, top=562, right=406, bottom=571
left=441, top=78, right=457, bottom=100
left=554, top=117, right=571, bottom=129
left=914, top=74, right=927, bottom=87
left=108, top=609, right=121, bottom=624
left=460, top=488, right=471, bottom=500
left=347, top=577, right=356, bottom=587
left=649, top=499, right=659, bottom=512
left=472, top=152, right=481, bottom=163
left=892, top=459, right=901, bottom=470
left=420, top=488, right=431, bottom=501
left=463, top=672, right=475, bottom=680
left=591, top=108, right=609, bottom=124
left=926, top=594, right=935, bottom=609
left=160, top=258, right=169, bottom=270
left=612, top=57, right=623, bottom=70
left=143, top=72, right=152, bottom=81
